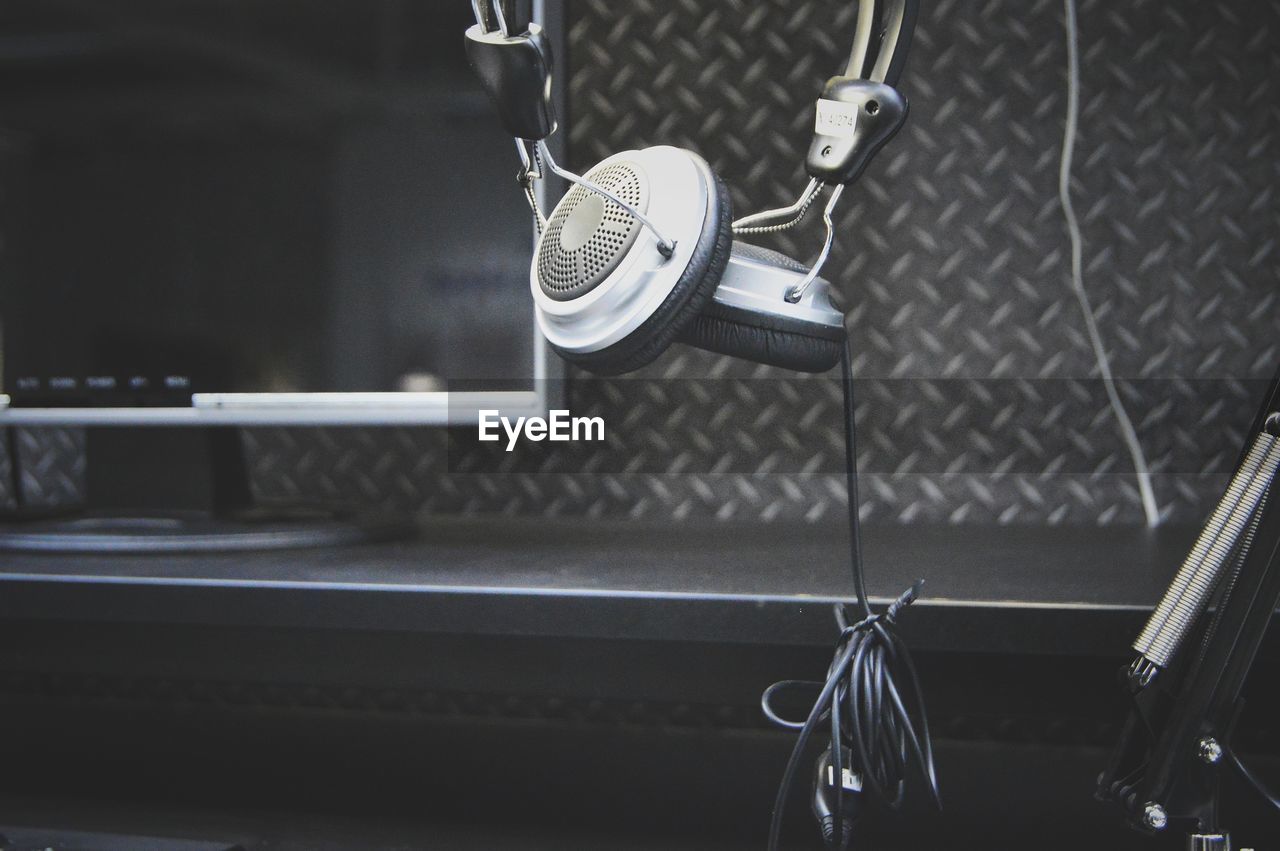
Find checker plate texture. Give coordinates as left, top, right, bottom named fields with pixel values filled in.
left=7, top=0, right=1279, bottom=525
left=0, top=428, right=88, bottom=510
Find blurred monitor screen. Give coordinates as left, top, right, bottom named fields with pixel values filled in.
left=0, top=0, right=545, bottom=416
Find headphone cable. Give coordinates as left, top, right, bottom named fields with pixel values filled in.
left=762, top=339, right=940, bottom=850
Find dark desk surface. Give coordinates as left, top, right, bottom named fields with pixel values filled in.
left=0, top=518, right=1199, bottom=654
left=1, top=523, right=1273, bottom=851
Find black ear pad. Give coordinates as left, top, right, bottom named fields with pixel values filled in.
left=551, top=164, right=734, bottom=376
left=678, top=243, right=848, bottom=373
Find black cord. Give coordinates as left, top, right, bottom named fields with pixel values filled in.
left=762, top=339, right=940, bottom=850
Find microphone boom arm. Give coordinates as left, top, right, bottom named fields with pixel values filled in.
left=1098, top=365, right=1280, bottom=843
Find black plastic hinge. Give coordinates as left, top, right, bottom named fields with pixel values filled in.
left=465, top=23, right=557, bottom=141
left=805, top=77, right=908, bottom=186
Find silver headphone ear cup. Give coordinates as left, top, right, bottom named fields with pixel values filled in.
left=552, top=168, right=733, bottom=375
left=530, top=147, right=733, bottom=375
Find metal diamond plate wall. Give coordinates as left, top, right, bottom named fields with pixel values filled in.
left=547, top=0, right=1278, bottom=524
left=0, top=428, right=87, bottom=511
left=10, top=0, right=1280, bottom=526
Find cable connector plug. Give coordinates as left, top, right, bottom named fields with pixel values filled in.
left=813, top=747, right=862, bottom=850
left=837, top=580, right=923, bottom=634
left=885, top=579, right=924, bottom=623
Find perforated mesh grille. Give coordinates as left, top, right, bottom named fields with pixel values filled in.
left=537, top=162, right=647, bottom=301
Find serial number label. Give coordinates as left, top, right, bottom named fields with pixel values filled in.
left=815, top=98, right=859, bottom=138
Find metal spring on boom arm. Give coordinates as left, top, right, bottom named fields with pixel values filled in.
left=1131, top=431, right=1280, bottom=677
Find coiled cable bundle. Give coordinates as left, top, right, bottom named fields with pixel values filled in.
left=762, top=341, right=940, bottom=850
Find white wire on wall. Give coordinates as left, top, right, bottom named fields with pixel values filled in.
left=1059, top=0, right=1160, bottom=527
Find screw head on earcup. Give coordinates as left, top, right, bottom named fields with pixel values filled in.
left=531, top=146, right=733, bottom=376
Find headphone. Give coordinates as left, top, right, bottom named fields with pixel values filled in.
left=466, top=0, right=918, bottom=376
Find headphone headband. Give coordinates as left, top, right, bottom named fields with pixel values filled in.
left=471, top=0, right=531, bottom=38
left=804, top=0, right=918, bottom=191
left=846, top=0, right=919, bottom=86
